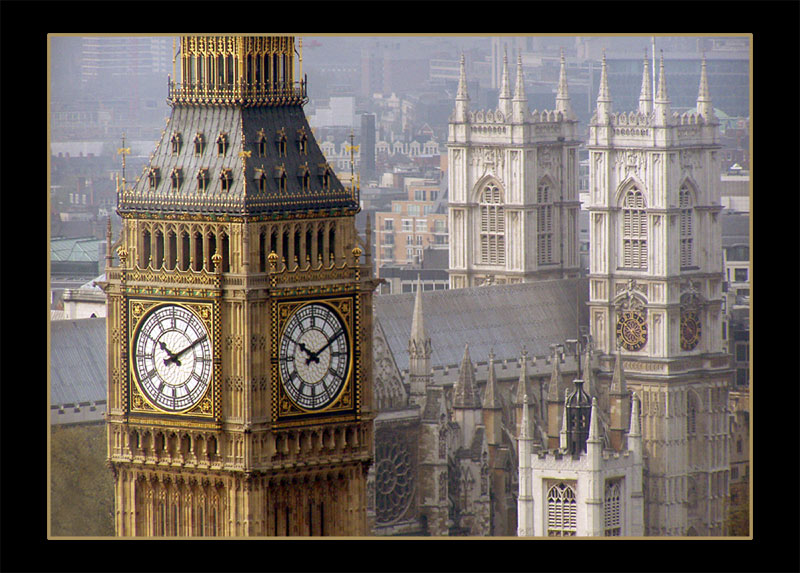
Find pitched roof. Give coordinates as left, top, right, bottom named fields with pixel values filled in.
left=120, top=105, right=357, bottom=217
left=50, top=236, right=102, bottom=263
left=50, top=318, right=107, bottom=406
left=375, top=278, right=588, bottom=374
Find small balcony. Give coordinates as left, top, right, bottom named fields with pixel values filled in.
left=168, top=79, right=308, bottom=107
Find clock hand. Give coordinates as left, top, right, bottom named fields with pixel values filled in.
left=159, top=341, right=181, bottom=367
left=164, top=334, right=207, bottom=365
left=305, top=330, right=344, bottom=365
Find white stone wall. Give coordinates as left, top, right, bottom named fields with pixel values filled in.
left=525, top=447, right=643, bottom=537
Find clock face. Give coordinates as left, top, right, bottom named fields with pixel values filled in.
left=616, top=310, right=648, bottom=352
left=132, top=303, right=213, bottom=413
left=278, top=302, right=351, bottom=411
left=680, top=311, right=702, bottom=351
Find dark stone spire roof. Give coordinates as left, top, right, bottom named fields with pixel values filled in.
left=453, top=344, right=481, bottom=409
left=119, top=104, right=357, bottom=218
left=482, top=350, right=501, bottom=410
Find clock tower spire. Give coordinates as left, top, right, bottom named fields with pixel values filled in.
left=104, top=35, right=378, bottom=537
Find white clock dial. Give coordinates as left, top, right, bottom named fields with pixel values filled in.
left=278, top=302, right=350, bottom=411
left=132, top=303, right=213, bottom=413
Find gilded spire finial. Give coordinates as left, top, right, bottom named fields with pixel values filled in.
left=298, top=36, right=303, bottom=82
left=117, top=133, right=131, bottom=185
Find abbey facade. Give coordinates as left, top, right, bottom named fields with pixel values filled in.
left=368, top=48, right=732, bottom=537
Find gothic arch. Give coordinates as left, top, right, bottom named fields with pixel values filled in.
left=474, top=179, right=507, bottom=266
left=613, top=175, right=649, bottom=207
left=678, top=176, right=700, bottom=204
left=686, top=385, right=704, bottom=412
left=471, top=175, right=506, bottom=204
left=537, top=174, right=557, bottom=192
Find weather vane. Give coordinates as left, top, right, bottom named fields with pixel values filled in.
left=345, top=128, right=360, bottom=199
left=117, top=133, right=131, bottom=184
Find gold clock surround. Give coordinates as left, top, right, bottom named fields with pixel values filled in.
left=104, top=35, right=377, bottom=537
left=680, top=310, right=702, bottom=351
left=616, top=310, right=648, bottom=352
left=272, top=295, right=359, bottom=425
left=127, top=297, right=220, bottom=421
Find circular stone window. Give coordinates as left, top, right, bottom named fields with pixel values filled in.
left=375, top=434, right=415, bottom=525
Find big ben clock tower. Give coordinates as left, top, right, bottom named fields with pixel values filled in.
left=587, top=52, right=732, bottom=536
left=103, top=35, right=378, bottom=536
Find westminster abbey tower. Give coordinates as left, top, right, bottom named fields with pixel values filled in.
left=586, top=52, right=731, bottom=536
left=447, top=50, right=582, bottom=288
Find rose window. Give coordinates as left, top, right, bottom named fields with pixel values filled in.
left=375, top=435, right=414, bottom=525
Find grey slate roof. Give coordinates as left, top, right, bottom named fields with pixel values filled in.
left=50, top=318, right=107, bottom=406
left=121, top=104, right=357, bottom=216
left=375, top=278, right=589, bottom=374
left=51, top=236, right=103, bottom=263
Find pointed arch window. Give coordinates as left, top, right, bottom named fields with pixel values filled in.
left=537, top=182, right=554, bottom=264
left=276, top=128, right=288, bottom=157
left=274, top=164, right=287, bottom=192
left=546, top=481, right=577, bottom=536
left=319, top=163, right=332, bottom=191
left=604, top=480, right=622, bottom=536
left=622, top=188, right=648, bottom=269
left=170, top=132, right=182, bottom=155
left=170, top=168, right=183, bottom=192
left=679, top=185, right=694, bottom=268
left=148, top=168, right=160, bottom=190
left=194, top=133, right=205, bottom=156
left=219, top=169, right=233, bottom=192
left=479, top=182, right=505, bottom=265
left=255, top=169, right=268, bottom=193
left=216, top=133, right=229, bottom=157
left=256, top=128, right=269, bottom=158
left=298, top=164, right=311, bottom=192
left=197, top=168, right=209, bottom=193
left=297, top=128, right=308, bottom=155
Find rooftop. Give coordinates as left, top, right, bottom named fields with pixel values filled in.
left=50, top=317, right=107, bottom=406
left=50, top=236, right=103, bottom=263
left=375, top=278, right=589, bottom=374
